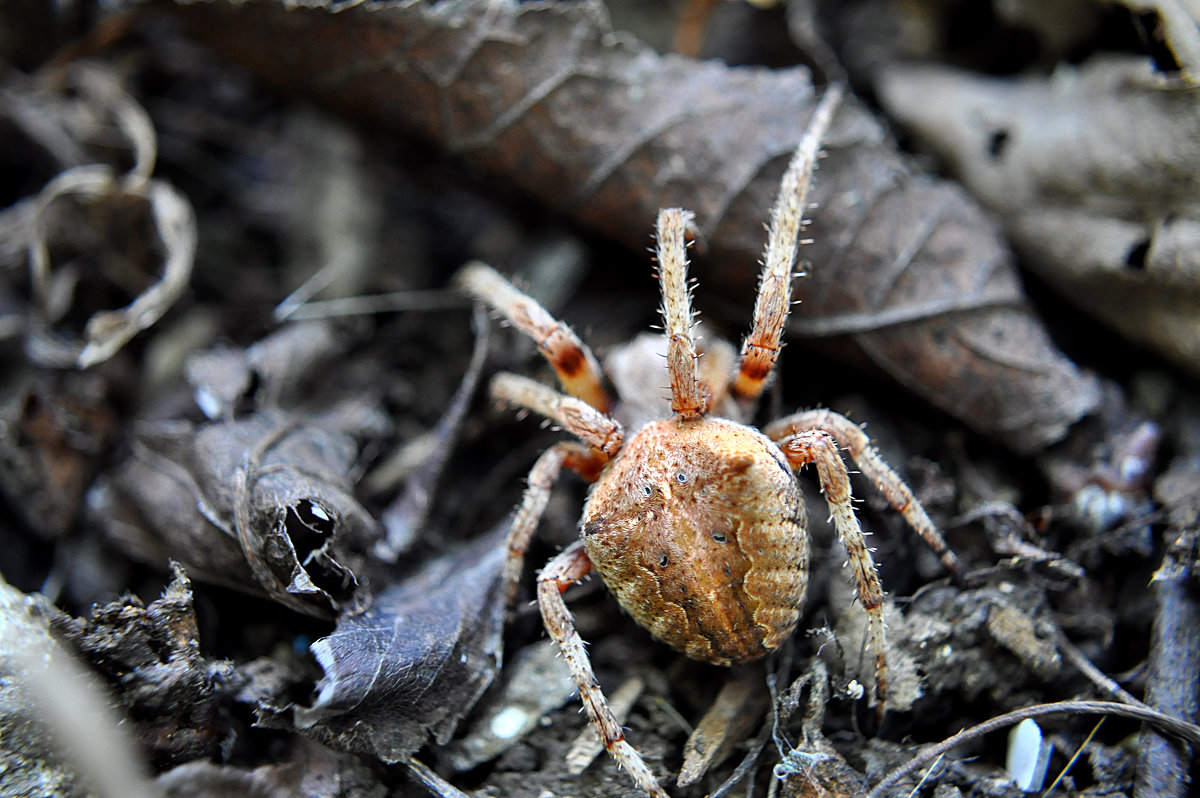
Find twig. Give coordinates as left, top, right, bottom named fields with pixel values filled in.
left=1134, top=541, right=1200, bottom=798
left=276, top=288, right=463, bottom=321
left=405, top=756, right=471, bottom=798
left=868, top=700, right=1200, bottom=797
left=1056, top=629, right=1149, bottom=709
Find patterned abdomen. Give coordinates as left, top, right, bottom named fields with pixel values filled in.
left=581, top=418, right=809, bottom=665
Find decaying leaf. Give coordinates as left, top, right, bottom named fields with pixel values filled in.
left=184, top=321, right=346, bottom=420
left=170, top=0, right=1099, bottom=452
left=90, top=323, right=390, bottom=617
left=92, top=409, right=384, bottom=617
left=261, top=523, right=509, bottom=763
left=770, top=661, right=869, bottom=798
left=47, top=563, right=242, bottom=768
left=877, top=57, right=1200, bottom=378
left=0, top=63, right=196, bottom=369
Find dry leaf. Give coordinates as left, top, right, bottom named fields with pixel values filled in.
left=89, top=319, right=393, bottom=619
left=0, top=63, right=196, bottom=369
left=171, top=0, right=1099, bottom=451
left=92, top=409, right=384, bottom=617
left=47, top=563, right=241, bottom=768
left=261, top=524, right=509, bottom=763
left=877, top=57, right=1200, bottom=378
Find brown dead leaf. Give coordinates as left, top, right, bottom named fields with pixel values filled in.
left=877, top=57, right=1200, bottom=379
left=92, top=409, right=384, bottom=617
left=259, top=524, right=509, bottom=764
left=89, top=322, right=391, bottom=618
left=170, top=0, right=1099, bottom=451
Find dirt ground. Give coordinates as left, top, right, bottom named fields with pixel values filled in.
left=1, top=2, right=1198, bottom=797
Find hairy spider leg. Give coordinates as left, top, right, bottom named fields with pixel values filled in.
left=457, top=262, right=613, bottom=413
left=539, top=542, right=670, bottom=798
left=731, top=85, right=844, bottom=406
left=765, top=409, right=958, bottom=573
left=499, top=440, right=608, bottom=606
left=487, top=371, right=668, bottom=795
left=655, top=208, right=707, bottom=420
left=488, top=372, right=621, bottom=605
left=775, top=427, right=889, bottom=710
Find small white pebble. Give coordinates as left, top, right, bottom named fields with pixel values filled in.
left=194, top=388, right=222, bottom=419
left=489, top=706, right=529, bottom=740
left=1006, top=718, right=1050, bottom=792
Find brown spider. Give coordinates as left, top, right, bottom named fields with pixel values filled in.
left=456, top=86, right=957, bottom=798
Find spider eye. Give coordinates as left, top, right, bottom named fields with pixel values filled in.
left=711, top=532, right=728, bottom=544
left=675, top=471, right=688, bottom=484
left=658, top=553, right=670, bottom=567
left=642, top=484, right=653, bottom=497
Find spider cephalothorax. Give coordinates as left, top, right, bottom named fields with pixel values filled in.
left=457, top=84, right=956, bottom=798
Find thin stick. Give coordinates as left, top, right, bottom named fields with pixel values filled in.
left=868, top=700, right=1200, bottom=797
left=1055, top=629, right=1148, bottom=709
left=1135, top=544, right=1200, bottom=798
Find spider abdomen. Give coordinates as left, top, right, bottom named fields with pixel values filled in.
left=581, top=418, right=809, bottom=665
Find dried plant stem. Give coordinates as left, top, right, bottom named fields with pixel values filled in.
left=868, top=700, right=1200, bottom=797
left=405, top=757, right=471, bottom=798
left=1134, top=552, right=1200, bottom=798
left=1055, top=629, right=1149, bottom=709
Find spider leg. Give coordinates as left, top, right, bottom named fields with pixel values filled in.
left=501, top=441, right=608, bottom=606
left=775, top=428, right=889, bottom=711
left=457, top=262, right=613, bottom=413
left=539, top=542, right=670, bottom=798
left=765, top=409, right=958, bottom=572
left=731, top=85, right=843, bottom=406
left=655, top=208, right=707, bottom=420
left=491, top=372, right=624, bottom=458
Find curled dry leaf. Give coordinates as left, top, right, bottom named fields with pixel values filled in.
left=0, top=62, right=196, bottom=369
left=91, top=410, right=384, bottom=617
left=260, top=524, right=509, bottom=764
left=172, top=0, right=1099, bottom=451
left=877, top=57, right=1200, bottom=378
left=90, top=321, right=391, bottom=618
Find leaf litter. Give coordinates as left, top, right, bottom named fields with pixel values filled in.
left=0, top=1, right=1197, bottom=797
left=170, top=0, right=1099, bottom=452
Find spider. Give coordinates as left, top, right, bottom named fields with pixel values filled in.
left=456, top=86, right=957, bottom=798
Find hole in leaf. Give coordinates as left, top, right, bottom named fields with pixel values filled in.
left=1125, top=239, right=1150, bottom=271
left=988, top=129, right=1010, bottom=159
